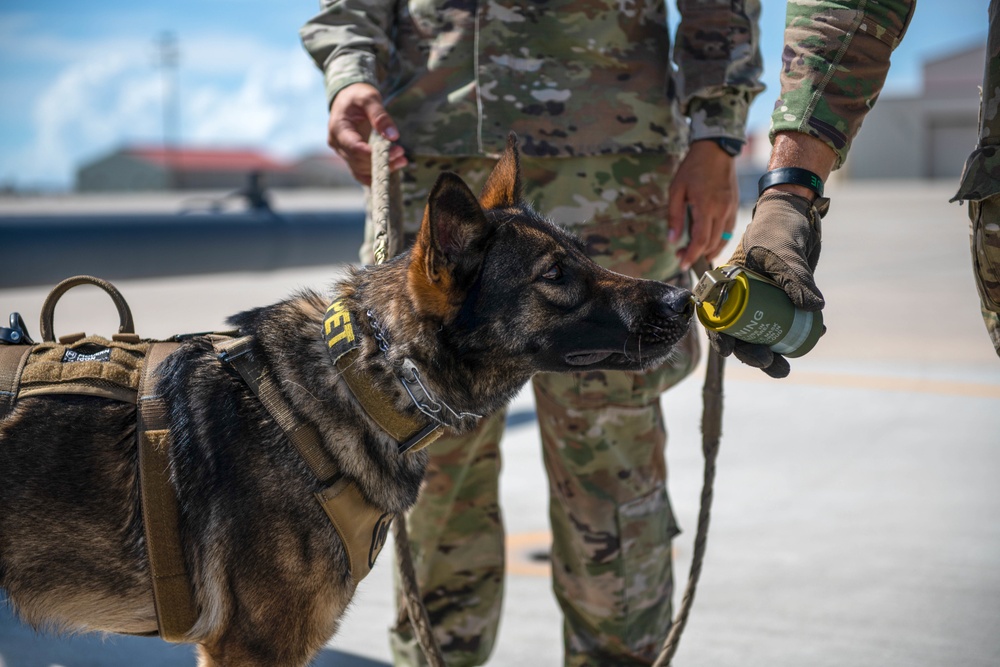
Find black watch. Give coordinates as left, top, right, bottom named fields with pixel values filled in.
left=699, top=137, right=744, bottom=157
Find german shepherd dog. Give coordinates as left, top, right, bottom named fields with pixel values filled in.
left=0, top=135, right=693, bottom=666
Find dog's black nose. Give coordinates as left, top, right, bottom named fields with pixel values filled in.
left=660, top=288, right=694, bottom=319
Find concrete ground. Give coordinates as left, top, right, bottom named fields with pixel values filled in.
left=1, top=180, right=999, bottom=666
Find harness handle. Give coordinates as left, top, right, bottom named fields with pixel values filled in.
left=40, top=275, right=136, bottom=343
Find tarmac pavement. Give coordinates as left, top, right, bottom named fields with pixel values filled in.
left=1, top=180, right=998, bottom=666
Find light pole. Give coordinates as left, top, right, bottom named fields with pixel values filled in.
left=155, top=31, right=180, bottom=189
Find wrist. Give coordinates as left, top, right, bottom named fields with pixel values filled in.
left=763, top=182, right=818, bottom=202
left=694, top=137, right=744, bottom=158
left=768, top=132, right=836, bottom=179
left=755, top=185, right=832, bottom=221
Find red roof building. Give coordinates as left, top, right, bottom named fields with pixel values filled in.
left=76, top=145, right=353, bottom=192
left=123, top=147, right=289, bottom=173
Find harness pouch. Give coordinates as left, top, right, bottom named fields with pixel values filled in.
left=316, top=479, right=394, bottom=586
left=12, top=274, right=148, bottom=404
left=18, top=335, right=148, bottom=403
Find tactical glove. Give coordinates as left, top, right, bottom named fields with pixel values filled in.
left=707, top=190, right=829, bottom=378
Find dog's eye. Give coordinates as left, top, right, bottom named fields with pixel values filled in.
left=541, top=264, right=563, bottom=281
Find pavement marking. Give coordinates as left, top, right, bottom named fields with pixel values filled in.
left=726, top=365, right=1000, bottom=399
left=506, top=531, right=552, bottom=577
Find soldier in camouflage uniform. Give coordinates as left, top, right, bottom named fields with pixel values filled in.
left=301, top=2, right=764, bottom=665
left=953, top=0, right=1000, bottom=356
left=714, top=0, right=999, bottom=379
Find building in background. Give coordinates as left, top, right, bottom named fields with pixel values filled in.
left=842, top=43, right=984, bottom=181
left=76, top=146, right=355, bottom=192
left=737, top=42, right=984, bottom=191
left=288, top=152, right=359, bottom=190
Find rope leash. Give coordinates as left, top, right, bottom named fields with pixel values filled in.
left=370, top=131, right=403, bottom=265
left=369, top=133, right=723, bottom=666
left=654, top=268, right=724, bottom=665
left=370, top=131, right=448, bottom=667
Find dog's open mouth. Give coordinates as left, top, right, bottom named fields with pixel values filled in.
left=564, top=350, right=616, bottom=366
left=563, top=340, right=679, bottom=368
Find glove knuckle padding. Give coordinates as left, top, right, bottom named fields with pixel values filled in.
left=730, top=191, right=828, bottom=311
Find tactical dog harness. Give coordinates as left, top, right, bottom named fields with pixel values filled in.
left=0, top=275, right=445, bottom=643
left=0, top=276, right=194, bottom=641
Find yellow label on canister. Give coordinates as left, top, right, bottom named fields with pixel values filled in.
left=696, top=270, right=750, bottom=331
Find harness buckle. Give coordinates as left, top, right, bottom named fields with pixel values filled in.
left=0, top=313, right=34, bottom=345
left=216, top=337, right=253, bottom=364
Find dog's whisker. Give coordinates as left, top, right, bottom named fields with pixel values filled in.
left=621, top=333, right=636, bottom=363
left=662, top=346, right=683, bottom=368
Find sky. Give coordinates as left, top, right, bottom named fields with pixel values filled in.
left=0, top=0, right=990, bottom=191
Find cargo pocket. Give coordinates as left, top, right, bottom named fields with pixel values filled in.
left=617, top=484, right=680, bottom=647
left=971, top=197, right=1000, bottom=312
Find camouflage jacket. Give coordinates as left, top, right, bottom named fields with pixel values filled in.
left=954, top=0, right=1000, bottom=202
left=301, top=0, right=763, bottom=158
left=769, top=0, right=916, bottom=169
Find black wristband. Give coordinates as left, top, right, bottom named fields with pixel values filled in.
left=758, top=167, right=824, bottom=198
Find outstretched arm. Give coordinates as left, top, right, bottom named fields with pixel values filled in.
left=712, top=0, right=916, bottom=378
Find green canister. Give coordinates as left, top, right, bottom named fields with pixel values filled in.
left=693, top=265, right=825, bottom=358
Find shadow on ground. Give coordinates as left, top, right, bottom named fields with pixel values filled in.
left=0, top=595, right=388, bottom=667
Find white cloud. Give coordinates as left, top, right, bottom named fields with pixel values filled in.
left=184, top=48, right=324, bottom=148
left=0, top=28, right=329, bottom=189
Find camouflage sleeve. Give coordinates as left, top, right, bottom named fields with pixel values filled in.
left=954, top=0, right=1000, bottom=203
left=299, top=0, right=396, bottom=108
left=770, top=0, right=916, bottom=169
left=674, top=0, right=765, bottom=142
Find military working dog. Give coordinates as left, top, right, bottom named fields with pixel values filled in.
left=0, top=135, right=693, bottom=666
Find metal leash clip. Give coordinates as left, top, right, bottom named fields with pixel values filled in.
left=692, top=265, right=739, bottom=310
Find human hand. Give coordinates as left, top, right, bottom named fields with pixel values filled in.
left=327, top=83, right=407, bottom=186
left=667, top=140, right=739, bottom=272
left=706, top=190, right=828, bottom=378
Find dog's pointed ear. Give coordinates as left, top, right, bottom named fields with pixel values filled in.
left=479, top=132, right=523, bottom=210
left=409, top=172, right=493, bottom=316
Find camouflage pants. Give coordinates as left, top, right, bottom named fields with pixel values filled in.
left=367, top=154, right=700, bottom=667
left=969, top=195, right=1000, bottom=357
